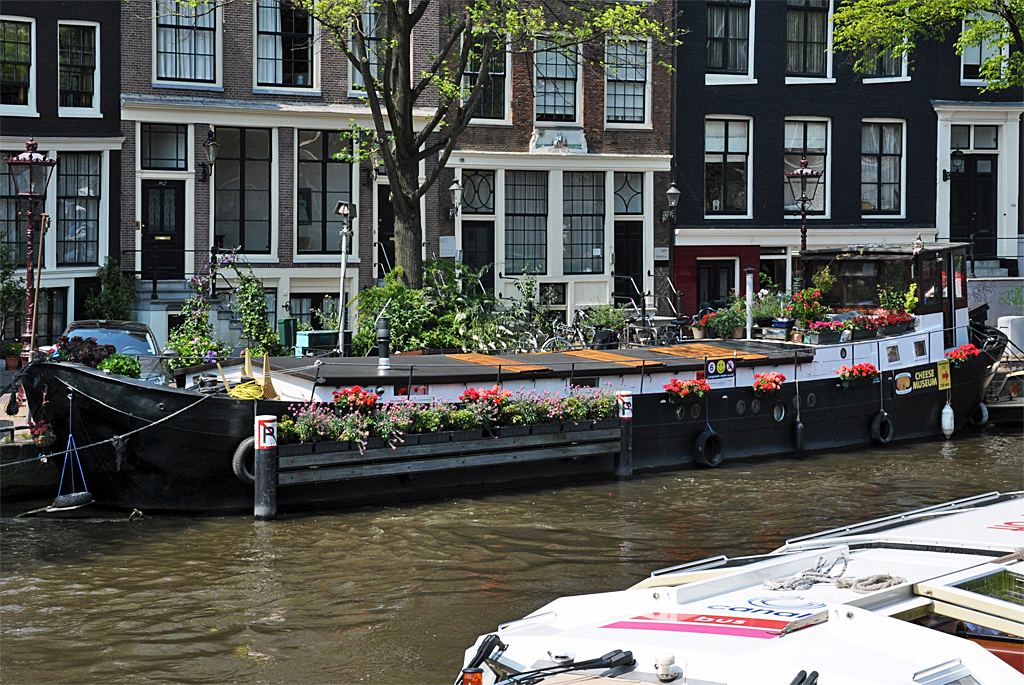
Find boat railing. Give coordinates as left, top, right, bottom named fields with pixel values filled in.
left=777, top=491, right=1009, bottom=550
left=650, top=555, right=728, bottom=577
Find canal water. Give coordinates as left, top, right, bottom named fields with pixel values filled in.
left=2, top=430, right=1021, bottom=685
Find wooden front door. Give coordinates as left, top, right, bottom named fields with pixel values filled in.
left=141, top=180, right=185, bottom=280
left=613, top=220, right=643, bottom=308
left=376, top=185, right=395, bottom=281
left=950, top=154, right=998, bottom=259
left=461, top=220, right=495, bottom=294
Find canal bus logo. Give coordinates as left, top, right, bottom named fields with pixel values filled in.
left=895, top=373, right=912, bottom=395
left=707, top=358, right=736, bottom=380
left=746, top=596, right=825, bottom=611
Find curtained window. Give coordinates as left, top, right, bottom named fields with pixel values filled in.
left=57, top=153, right=102, bottom=265
left=786, top=0, right=828, bottom=77
left=535, top=39, right=577, bottom=122
left=156, top=0, right=216, bottom=82
left=705, top=119, right=749, bottom=215
left=784, top=120, right=827, bottom=214
left=706, top=0, right=750, bottom=74
left=256, top=0, right=313, bottom=87
left=861, top=122, right=902, bottom=215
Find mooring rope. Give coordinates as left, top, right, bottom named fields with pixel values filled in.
left=0, top=383, right=212, bottom=467
left=762, top=555, right=906, bottom=594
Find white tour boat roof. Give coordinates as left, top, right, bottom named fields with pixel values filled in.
left=463, top=492, right=1024, bottom=685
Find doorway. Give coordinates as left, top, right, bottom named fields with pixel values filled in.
left=461, top=220, right=495, bottom=294
left=613, top=220, right=643, bottom=308
left=949, top=154, right=997, bottom=259
left=376, top=185, right=395, bottom=282
left=141, top=180, right=185, bottom=280
left=698, top=259, right=736, bottom=309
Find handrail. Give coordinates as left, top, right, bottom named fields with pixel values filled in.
left=651, top=555, right=728, bottom=577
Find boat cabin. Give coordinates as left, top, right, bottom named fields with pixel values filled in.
left=802, top=242, right=970, bottom=350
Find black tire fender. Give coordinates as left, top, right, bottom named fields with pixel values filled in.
left=794, top=421, right=805, bottom=453
left=693, top=428, right=724, bottom=468
left=870, top=411, right=894, bottom=446
left=232, top=436, right=256, bottom=485
left=969, top=403, right=989, bottom=427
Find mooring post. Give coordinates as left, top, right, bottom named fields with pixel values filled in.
left=615, top=391, right=633, bottom=478
left=254, top=414, right=278, bottom=521
left=377, top=316, right=391, bottom=371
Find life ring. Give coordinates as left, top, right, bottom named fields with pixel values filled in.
left=232, top=436, right=256, bottom=485
left=969, top=403, right=989, bottom=427
left=693, top=428, right=724, bottom=468
left=870, top=411, right=894, bottom=445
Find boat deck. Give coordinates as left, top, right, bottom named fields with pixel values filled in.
left=267, top=340, right=814, bottom=385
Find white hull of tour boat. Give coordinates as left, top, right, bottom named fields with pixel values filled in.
left=460, top=491, right=1024, bottom=684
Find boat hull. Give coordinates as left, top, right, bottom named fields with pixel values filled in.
left=20, top=346, right=1000, bottom=514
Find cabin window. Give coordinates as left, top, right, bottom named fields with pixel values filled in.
left=811, top=259, right=911, bottom=309
left=886, top=345, right=900, bottom=362
left=953, top=252, right=967, bottom=304
left=919, top=257, right=943, bottom=312
left=915, top=340, right=927, bottom=357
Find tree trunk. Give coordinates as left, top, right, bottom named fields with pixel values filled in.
left=393, top=203, right=423, bottom=290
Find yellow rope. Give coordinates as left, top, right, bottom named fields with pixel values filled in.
left=227, top=380, right=264, bottom=400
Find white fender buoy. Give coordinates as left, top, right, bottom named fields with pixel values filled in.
left=941, top=402, right=955, bottom=439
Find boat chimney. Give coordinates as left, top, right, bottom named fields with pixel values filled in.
left=377, top=316, right=391, bottom=371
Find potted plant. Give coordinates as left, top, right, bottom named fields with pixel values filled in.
left=29, top=419, right=56, bottom=448
left=844, top=316, right=877, bottom=341
left=836, top=363, right=879, bottom=388
left=806, top=320, right=844, bottom=345
left=752, top=371, right=786, bottom=397
left=2, top=340, right=22, bottom=370
left=945, top=343, right=981, bottom=369
left=874, top=310, right=913, bottom=336
left=663, top=378, right=711, bottom=404
left=691, top=311, right=717, bottom=340
left=714, top=299, right=746, bottom=339
left=751, top=289, right=784, bottom=327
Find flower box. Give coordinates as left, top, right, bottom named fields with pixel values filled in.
left=851, top=328, right=877, bottom=340
left=841, top=376, right=876, bottom=389
left=880, top=322, right=909, bottom=336
left=496, top=425, right=531, bottom=438
left=314, top=440, right=350, bottom=453
left=593, top=418, right=620, bottom=430
left=806, top=330, right=842, bottom=345
left=450, top=429, right=485, bottom=442
left=415, top=431, right=453, bottom=445
left=530, top=423, right=562, bottom=435
left=755, top=317, right=774, bottom=328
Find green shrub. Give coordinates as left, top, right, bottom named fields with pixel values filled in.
left=97, top=353, right=141, bottom=379
left=84, top=256, right=137, bottom=321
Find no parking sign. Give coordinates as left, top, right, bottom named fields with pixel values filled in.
left=706, top=358, right=736, bottom=380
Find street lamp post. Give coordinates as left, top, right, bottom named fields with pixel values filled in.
left=4, top=139, right=58, bottom=364
left=785, top=156, right=823, bottom=291
left=334, top=200, right=356, bottom=356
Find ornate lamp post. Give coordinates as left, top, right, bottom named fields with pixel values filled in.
left=4, top=139, right=58, bottom=363
left=785, top=156, right=823, bottom=291
left=334, top=200, right=356, bottom=355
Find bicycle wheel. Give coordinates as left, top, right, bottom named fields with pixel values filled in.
left=541, top=337, right=572, bottom=352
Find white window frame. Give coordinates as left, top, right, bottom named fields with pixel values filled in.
left=604, top=36, right=652, bottom=130
left=860, top=118, right=907, bottom=220
left=0, top=15, right=37, bottom=117
left=348, top=7, right=385, bottom=98
left=959, top=19, right=1008, bottom=87
left=252, top=0, right=321, bottom=96
left=785, top=0, right=835, bottom=85
left=863, top=50, right=909, bottom=84
left=705, top=0, right=757, bottom=86
left=151, top=0, right=224, bottom=91
left=292, top=128, right=361, bottom=264
left=704, top=114, right=753, bottom=220
left=57, top=20, right=101, bottom=118
left=783, top=116, right=832, bottom=220
left=465, top=37, right=512, bottom=127
left=533, top=38, right=582, bottom=127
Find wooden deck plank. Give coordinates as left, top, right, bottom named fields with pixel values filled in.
left=278, top=441, right=621, bottom=485
left=561, top=350, right=665, bottom=367
left=278, top=427, right=623, bottom=469
left=650, top=344, right=768, bottom=361
left=448, top=353, right=550, bottom=373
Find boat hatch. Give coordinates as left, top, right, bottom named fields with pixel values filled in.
left=912, top=659, right=980, bottom=685
left=915, top=562, right=1024, bottom=637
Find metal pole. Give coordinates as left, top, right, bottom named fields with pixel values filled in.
left=338, top=221, right=351, bottom=356
left=19, top=202, right=35, bottom=365
left=615, top=391, right=633, bottom=478
left=29, top=215, right=46, bottom=361
left=253, top=414, right=278, bottom=521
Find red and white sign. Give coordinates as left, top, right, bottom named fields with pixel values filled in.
left=255, top=415, right=277, bottom=449
left=601, top=612, right=788, bottom=640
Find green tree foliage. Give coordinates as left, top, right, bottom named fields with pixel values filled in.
left=0, top=233, right=25, bottom=340
left=232, top=268, right=282, bottom=357
left=833, top=0, right=1024, bottom=91
left=298, top=0, right=677, bottom=288
left=84, top=256, right=137, bottom=321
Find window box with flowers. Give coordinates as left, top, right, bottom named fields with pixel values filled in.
left=752, top=372, right=786, bottom=397
left=874, top=311, right=913, bottom=336
left=806, top=320, right=844, bottom=345
left=837, top=363, right=879, bottom=388
left=663, top=378, right=711, bottom=404
left=844, top=316, right=878, bottom=340
left=691, top=311, right=717, bottom=340
left=945, top=343, right=981, bottom=369
left=30, top=419, right=56, bottom=448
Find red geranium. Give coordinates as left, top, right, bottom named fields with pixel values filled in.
left=752, top=372, right=786, bottom=393
left=664, top=378, right=711, bottom=402
left=836, top=363, right=879, bottom=381
left=332, top=385, right=378, bottom=414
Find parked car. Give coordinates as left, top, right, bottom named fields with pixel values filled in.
left=61, top=320, right=171, bottom=384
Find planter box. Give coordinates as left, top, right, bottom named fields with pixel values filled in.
left=691, top=327, right=707, bottom=340
left=278, top=443, right=315, bottom=457
left=415, top=431, right=452, bottom=445
left=531, top=423, right=562, bottom=435
left=754, top=317, right=773, bottom=328
left=806, top=330, right=842, bottom=345
left=496, top=425, right=531, bottom=438
left=841, top=376, right=878, bottom=389
left=315, top=440, right=350, bottom=453
left=880, top=322, right=910, bottom=336
left=566, top=420, right=596, bottom=432
left=851, top=328, right=877, bottom=341
left=592, top=418, right=620, bottom=430
left=450, top=429, right=484, bottom=441
left=772, top=319, right=796, bottom=329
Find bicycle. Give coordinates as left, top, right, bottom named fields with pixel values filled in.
left=541, top=306, right=595, bottom=351
left=620, top=301, right=659, bottom=348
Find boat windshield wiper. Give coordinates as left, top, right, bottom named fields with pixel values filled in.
left=493, top=649, right=636, bottom=685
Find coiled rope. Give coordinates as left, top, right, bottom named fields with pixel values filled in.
left=762, top=555, right=906, bottom=594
